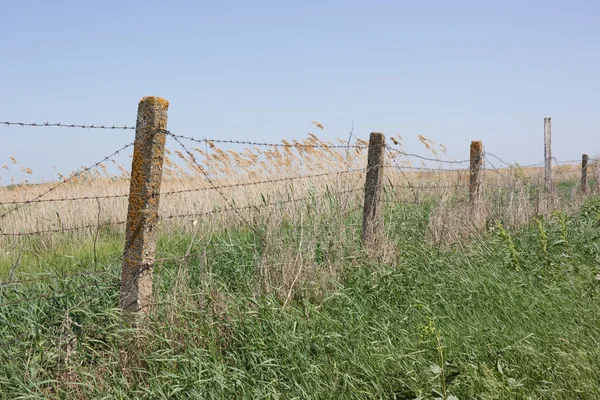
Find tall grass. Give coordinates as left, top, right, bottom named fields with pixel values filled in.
left=1, top=196, right=600, bottom=398
left=1, top=133, right=599, bottom=398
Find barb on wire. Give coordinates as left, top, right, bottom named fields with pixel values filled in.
left=0, top=142, right=134, bottom=220
left=166, top=131, right=367, bottom=149
left=1, top=121, right=134, bottom=130
left=385, top=164, right=467, bottom=173
left=0, top=192, right=129, bottom=206
left=387, top=144, right=469, bottom=164
left=391, top=183, right=469, bottom=189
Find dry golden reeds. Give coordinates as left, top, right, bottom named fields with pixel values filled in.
left=0, top=133, right=589, bottom=252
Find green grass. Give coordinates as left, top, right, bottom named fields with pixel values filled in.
left=2, top=197, right=600, bottom=399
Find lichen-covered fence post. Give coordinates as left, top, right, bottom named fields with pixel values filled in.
left=469, top=140, right=483, bottom=205
left=544, top=117, right=552, bottom=193
left=362, top=132, right=385, bottom=251
left=121, top=96, right=169, bottom=324
left=581, top=154, right=589, bottom=194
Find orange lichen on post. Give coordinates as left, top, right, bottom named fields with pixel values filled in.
left=140, top=96, right=170, bottom=109
left=121, top=96, right=169, bottom=324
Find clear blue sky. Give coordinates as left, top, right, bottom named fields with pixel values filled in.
left=1, top=0, right=599, bottom=183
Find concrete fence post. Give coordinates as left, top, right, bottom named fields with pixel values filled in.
left=581, top=154, right=589, bottom=194
left=544, top=117, right=552, bottom=192
left=469, top=140, right=483, bottom=204
left=362, top=132, right=385, bottom=250
left=121, top=96, right=169, bottom=324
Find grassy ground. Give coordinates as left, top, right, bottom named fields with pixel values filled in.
left=1, top=195, right=600, bottom=399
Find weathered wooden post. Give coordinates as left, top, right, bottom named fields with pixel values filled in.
left=581, top=154, right=589, bottom=194
left=594, top=158, right=600, bottom=194
left=362, top=132, right=385, bottom=250
left=544, top=117, right=552, bottom=192
left=121, top=96, right=169, bottom=324
left=469, top=140, right=483, bottom=204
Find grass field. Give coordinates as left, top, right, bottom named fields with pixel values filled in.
left=1, top=135, right=599, bottom=399
left=1, top=189, right=600, bottom=399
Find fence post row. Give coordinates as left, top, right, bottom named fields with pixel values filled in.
left=120, top=96, right=169, bottom=324
left=581, top=154, right=588, bottom=194
left=362, top=132, right=385, bottom=250
left=544, top=117, right=552, bottom=192
left=469, top=140, right=483, bottom=204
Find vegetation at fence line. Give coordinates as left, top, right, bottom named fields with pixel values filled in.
left=1, top=189, right=600, bottom=398
left=1, top=132, right=599, bottom=399
left=0, top=132, right=592, bottom=246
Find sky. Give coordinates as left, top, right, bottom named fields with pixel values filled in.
left=1, top=0, right=599, bottom=183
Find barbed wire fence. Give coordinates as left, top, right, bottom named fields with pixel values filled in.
left=1, top=102, right=597, bottom=312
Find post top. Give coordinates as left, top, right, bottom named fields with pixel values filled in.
left=369, top=132, right=385, bottom=139
left=470, top=140, right=483, bottom=151
left=139, top=96, right=169, bottom=109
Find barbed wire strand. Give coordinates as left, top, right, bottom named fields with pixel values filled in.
left=3, top=120, right=593, bottom=164
left=1, top=121, right=134, bottom=130
left=483, top=157, right=524, bottom=186
left=484, top=152, right=515, bottom=167
left=1, top=121, right=365, bottom=148
left=384, top=144, right=419, bottom=201
left=0, top=182, right=365, bottom=237
left=1, top=190, right=366, bottom=303
left=386, top=143, right=469, bottom=164
left=167, top=132, right=268, bottom=235
left=159, top=167, right=365, bottom=198
left=0, top=142, right=134, bottom=220
left=165, top=131, right=366, bottom=149
left=484, top=151, right=595, bottom=169
left=0, top=168, right=366, bottom=206
left=0, top=192, right=130, bottom=206
left=0, top=219, right=128, bottom=237
left=485, top=152, right=548, bottom=169
left=385, top=164, right=468, bottom=173
left=553, top=158, right=581, bottom=165
left=0, top=149, right=475, bottom=208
